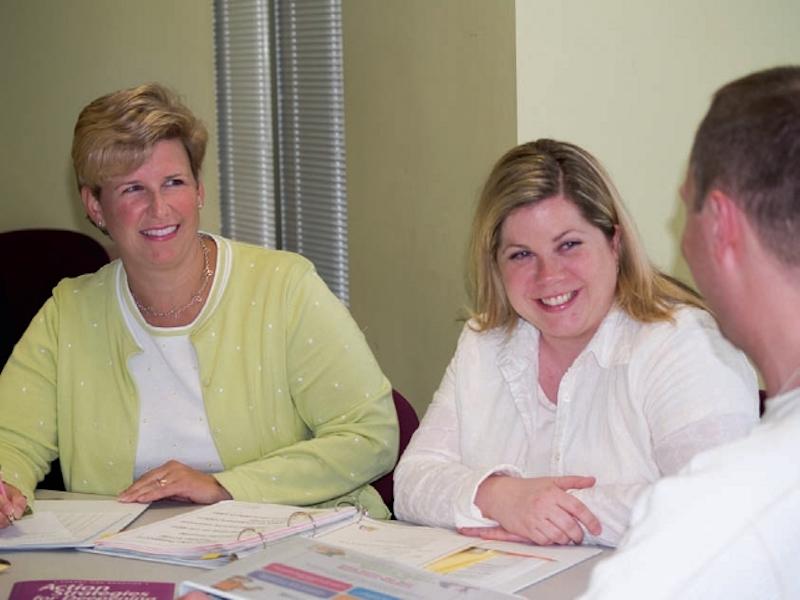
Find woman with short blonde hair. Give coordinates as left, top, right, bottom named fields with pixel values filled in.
left=73, top=83, right=208, bottom=200
left=0, top=83, right=398, bottom=527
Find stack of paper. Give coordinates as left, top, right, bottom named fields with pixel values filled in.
left=89, top=501, right=359, bottom=568
left=317, top=517, right=603, bottom=593
left=77, top=500, right=599, bottom=592
left=0, top=500, right=148, bottom=550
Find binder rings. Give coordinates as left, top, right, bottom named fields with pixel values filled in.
left=88, top=500, right=360, bottom=568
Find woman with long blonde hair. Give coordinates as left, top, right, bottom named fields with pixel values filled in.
left=394, top=139, right=758, bottom=546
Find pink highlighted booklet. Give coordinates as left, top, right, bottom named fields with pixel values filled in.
left=9, top=580, right=174, bottom=600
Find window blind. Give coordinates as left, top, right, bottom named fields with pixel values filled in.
left=214, top=0, right=350, bottom=303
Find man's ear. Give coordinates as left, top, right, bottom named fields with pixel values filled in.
left=705, top=190, right=743, bottom=264
left=80, top=186, right=105, bottom=228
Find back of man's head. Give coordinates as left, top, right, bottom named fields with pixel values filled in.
left=689, top=66, right=800, bottom=265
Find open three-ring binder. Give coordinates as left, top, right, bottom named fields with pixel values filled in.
left=86, top=500, right=362, bottom=568
left=88, top=500, right=601, bottom=593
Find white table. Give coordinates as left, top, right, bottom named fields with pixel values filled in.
left=0, top=491, right=609, bottom=598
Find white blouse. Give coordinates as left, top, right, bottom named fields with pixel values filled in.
left=393, top=307, right=759, bottom=546
left=580, top=387, right=800, bottom=599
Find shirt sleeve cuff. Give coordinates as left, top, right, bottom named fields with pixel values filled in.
left=453, top=464, right=523, bottom=528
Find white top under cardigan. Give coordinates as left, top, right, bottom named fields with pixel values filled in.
left=121, top=236, right=230, bottom=479
left=393, top=307, right=759, bottom=546
left=580, top=387, right=800, bottom=599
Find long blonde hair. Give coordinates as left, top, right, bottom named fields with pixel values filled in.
left=469, top=139, right=705, bottom=331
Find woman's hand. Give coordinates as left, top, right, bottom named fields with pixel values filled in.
left=457, top=525, right=531, bottom=543
left=118, top=460, right=232, bottom=505
left=469, top=475, right=601, bottom=545
left=0, top=482, right=28, bottom=528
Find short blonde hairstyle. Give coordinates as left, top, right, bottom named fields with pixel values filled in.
left=469, top=139, right=705, bottom=331
left=72, top=83, right=208, bottom=196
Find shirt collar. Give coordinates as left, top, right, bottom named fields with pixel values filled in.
left=496, top=305, right=635, bottom=378
left=583, top=306, right=635, bottom=368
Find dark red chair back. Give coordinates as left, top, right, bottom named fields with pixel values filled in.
left=0, top=228, right=109, bottom=491
left=372, top=389, right=419, bottom=517
left=1, top=228, right=109, bottom=368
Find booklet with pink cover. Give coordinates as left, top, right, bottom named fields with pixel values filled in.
left=9, top=580, right=174, bottom=600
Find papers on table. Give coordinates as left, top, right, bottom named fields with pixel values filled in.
left=89, top=500, right=359, bottom=568
left=319, top=517, right=602, bottom=593
left=0, top=500, right=148, bottom=549
left=320, top=517, right=469, bottom=567
left=2, top=497, right=601, bottom=595
left=179, top=536, right=519, bottom=600
left=82, top=501, right=599, bottom=592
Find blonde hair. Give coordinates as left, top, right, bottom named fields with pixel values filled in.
left=469, top=139, right=705, bottom=331
left=72, top=82, right=208, bottom=197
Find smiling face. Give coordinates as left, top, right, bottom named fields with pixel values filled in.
left=81, top=138, right=204, bottom=276
left=497, top=195, right=620, bottom=352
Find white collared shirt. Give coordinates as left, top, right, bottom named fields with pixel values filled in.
left=394, top=307, right=759, bottom=546
left=581, top=388, right=800, bottom=599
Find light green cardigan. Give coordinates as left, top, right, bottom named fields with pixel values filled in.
left=0, top=237, right=398, bottom=517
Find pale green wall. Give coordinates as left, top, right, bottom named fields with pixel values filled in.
left=0, top=0, right=220, bottom=250
left=2, top=0, right=516, bottom=417
left=7, top=0, right=794, bottom=418
left=515, top=0, right=800, bottom=283
left=343, top=0, right=517, bottom=413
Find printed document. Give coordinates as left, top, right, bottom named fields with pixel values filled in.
left=0, top=500, right=147, bottom=549
left=180, top=536, right=518, bottom=600
left=319, top=517, right=601, bottom=592
left=90, top=501, right=358, bottom=567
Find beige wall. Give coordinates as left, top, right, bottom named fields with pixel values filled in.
left=343, top=0, right=517, bottom=413
left=6, top=1, right=796, bottom=418
left=515, top=0, right=800, bottom=283
left=0, top=0, right=220, bottom=249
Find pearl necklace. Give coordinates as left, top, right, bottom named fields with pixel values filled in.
left=133, top=236, right=213, bottom=319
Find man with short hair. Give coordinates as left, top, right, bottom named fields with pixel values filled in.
left=581, top=66, right=800, bottom=599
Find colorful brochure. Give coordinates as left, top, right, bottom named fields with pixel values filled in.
left=179, top=536, right=519, bottom=599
